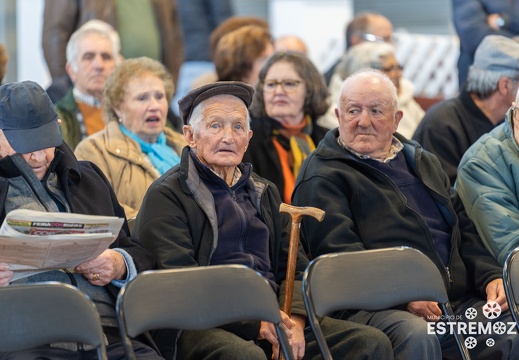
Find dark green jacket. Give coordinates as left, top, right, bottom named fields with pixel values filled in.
left=54, top=88, right=83, bottom=151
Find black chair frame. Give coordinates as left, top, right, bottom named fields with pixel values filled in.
left=302, top=247, right=471, bottom=360
left=116, top=264, right=294, bottom=360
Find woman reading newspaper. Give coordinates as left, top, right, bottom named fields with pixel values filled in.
left=0, top=81, right=162, bottom=359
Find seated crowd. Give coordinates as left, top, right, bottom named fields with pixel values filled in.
left=2, top=7, right=519, bottom=360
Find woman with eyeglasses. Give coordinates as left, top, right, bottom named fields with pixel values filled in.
left=319, top=41, right=425, bottom=139
left=243, top=51, right=329, bottom=204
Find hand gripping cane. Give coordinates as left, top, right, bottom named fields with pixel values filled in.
left=279, top=203, right=325, bottom=359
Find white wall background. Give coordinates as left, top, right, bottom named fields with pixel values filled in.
left=16, top=0, right=50, bottom=88
left=269, top=0, right=353, bottom=73
left=12, top=0, right=455, bottom=97
left=14, top=0, right=351, bottom=89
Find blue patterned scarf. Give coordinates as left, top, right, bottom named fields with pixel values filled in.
left=120, top=125, right=180, bottom=174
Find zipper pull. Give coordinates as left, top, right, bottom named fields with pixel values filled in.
left=446, top=266, right=453, bottom=284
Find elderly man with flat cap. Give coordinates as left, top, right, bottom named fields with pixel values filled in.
left=0, top=81, right=162, bottom=360
left=134, top=81, right=394, bottom=360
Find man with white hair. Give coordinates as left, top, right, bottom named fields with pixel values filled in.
left=135, top=81, right=394, bottom=360
left=54, top=20, right=121, bottom=150
left=293, top=69, right=519, bottom=359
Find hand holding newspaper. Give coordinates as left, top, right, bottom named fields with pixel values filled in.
left=0, top=209, right=124, bottom=281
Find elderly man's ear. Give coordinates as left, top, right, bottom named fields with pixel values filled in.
left=182, top=125, right=196, bottom=147
left=395, top=110, right=404, bottom=128
left=65, top=63, right=77, bottom=83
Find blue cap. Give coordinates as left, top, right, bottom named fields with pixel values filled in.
left=0, top=81, right=62, bottom=153
left=471, top=35, right=519, bottom=77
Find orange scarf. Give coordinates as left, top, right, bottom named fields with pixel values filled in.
left=272, top=116, right=315, bottom=203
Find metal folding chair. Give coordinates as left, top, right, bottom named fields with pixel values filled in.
left=0, top=281, right=107, bottom=359
left=302, top=246, right=470, bottom=360
left=116, top=264, right=294, bottom=360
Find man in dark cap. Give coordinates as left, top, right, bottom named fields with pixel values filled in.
left=0, top=81, right=162, bottom=359
left=134, top=81, right=394, bottom=360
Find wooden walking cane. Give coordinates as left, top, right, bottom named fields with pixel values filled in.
left=279, top=203, right=325, bottom=359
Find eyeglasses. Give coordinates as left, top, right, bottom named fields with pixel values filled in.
left=262, top=79, right=303, bottom=93
left=360, top=33, right=393, bottom=43
left=379, top=64, right=403, bottom=73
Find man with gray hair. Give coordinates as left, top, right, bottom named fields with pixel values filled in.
left=54, top=20, right=121, bottom=150
left=135, top=80, right=394, bottom=360
left=413, top=34, right=519, bottom=185
left=457, top=87, right=519, bottom=266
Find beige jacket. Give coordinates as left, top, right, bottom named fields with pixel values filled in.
left=74, top=121, right=186, bottom=218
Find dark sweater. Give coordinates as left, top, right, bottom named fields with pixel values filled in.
left=366, top=152, right=451, bottom=265
left=412, top=90, right=497, bottom=185
left=191, top=152, right=276, bottom=290
left=293, top=130, right=502, bottom=306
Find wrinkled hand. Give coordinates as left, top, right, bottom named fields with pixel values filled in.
left=288, top=314, right=306, bottom=360
left=407, top=301, right=442, bottom=321
left=258, top=310, right=306, bottom=359
left=486, top=278, right=509, bottom=312
left=259, top=310, right=293, bottom=360
left=0, top=262, right=13, bottom=286
left=75, top=249, right=126, bottom=286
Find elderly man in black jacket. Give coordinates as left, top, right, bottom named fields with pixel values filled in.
left=293, top=69, right=519, bottom=360
left=135, top=81, right=394, bottom=360
left=0, top=81, right=162, bottom=360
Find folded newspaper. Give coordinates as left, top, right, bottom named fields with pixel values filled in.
left=0, top=209, right=124, bottom=281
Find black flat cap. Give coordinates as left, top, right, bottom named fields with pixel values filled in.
left=178, top=81, right=255, bottom=125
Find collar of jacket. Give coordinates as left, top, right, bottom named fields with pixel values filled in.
left=178, top=146, right=266, bottom=208
left=460, top=89, right=493, bottom=124
left=0, top=144, right=81, bottom=185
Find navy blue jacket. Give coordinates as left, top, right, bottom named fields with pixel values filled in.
left=453, top=0, right=519, bottom=86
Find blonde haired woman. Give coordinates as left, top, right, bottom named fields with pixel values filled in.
left=75, top=57, right=186, bottom=218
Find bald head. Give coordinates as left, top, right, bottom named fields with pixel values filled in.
left=274, top=35, right=308, bottom=55
left=336, top=69, right=402, bottom=160
left=338, top=69, right=398, bottom=113
left=346, top=13, right=393, bottom=48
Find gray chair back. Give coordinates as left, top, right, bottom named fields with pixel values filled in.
left=503, top=247, right=519, bottom=332
left=116, top=264, right=294, bottom=360
left=302, top=247, right=470, bottom=360
left=0, top=281, right=107, bottom=359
